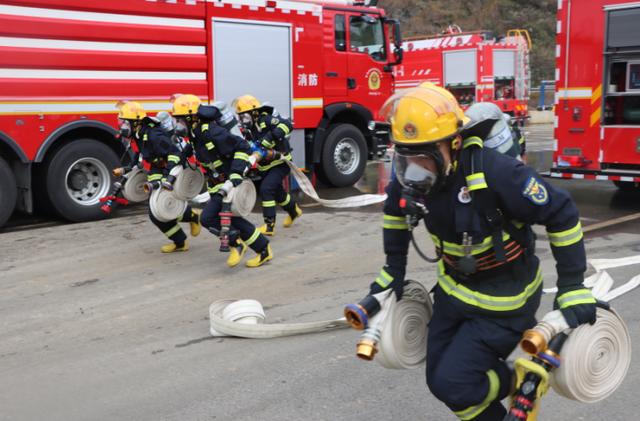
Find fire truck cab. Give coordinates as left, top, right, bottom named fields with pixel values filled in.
left=0, top=0, right=402, bottom=228
left=551, top=0, right=640, bottom=190
left=395, top=26, right=531, bottom=119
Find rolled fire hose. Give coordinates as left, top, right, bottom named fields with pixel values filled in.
left=550, top=307, right=631, bottom=402
left=149, top=188, right=187, bottom=222
left=171, top=166, right=205, bottom=201
left=356, top=281, right=433, bottom=369
left=121, top=167, right=149, bottom=203
left=209, top=299, right=349, bottom=339
left=225, top=179, right=257, bottom=218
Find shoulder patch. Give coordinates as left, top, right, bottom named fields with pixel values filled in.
left=522, top=176, right=549, bottom=205
left=271, top=117, right=279, bottom=125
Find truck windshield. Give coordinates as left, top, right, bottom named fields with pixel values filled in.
left=349, top=15, right=386, bottom=62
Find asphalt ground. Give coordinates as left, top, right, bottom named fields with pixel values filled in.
left=2, top=124, right=640, bottom=421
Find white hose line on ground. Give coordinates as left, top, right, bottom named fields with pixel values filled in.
left=209, top=299, right=349, bottom=339
left=285, top=161, right=387, bottom=208
left=367, top=281, right=433, bottom=369
left=551, top=307, right=632, bottom=402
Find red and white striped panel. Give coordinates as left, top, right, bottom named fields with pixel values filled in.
left=0, top=1, right=208, bottom=114
left=550, top=172, right=640, bottom=182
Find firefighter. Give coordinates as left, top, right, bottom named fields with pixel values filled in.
left=233, top=95, right=302, bottom=236
left=368, top=85, right=596, bottom=420
left=171, top=94, right=273, bottom=268
left=116, top=101, right=200, bottom=253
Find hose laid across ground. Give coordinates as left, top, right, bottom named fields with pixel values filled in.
left=209, top=299, right=349, bottom=339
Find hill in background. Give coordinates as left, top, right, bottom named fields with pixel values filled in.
left=382, top=0, right=556, bottom=86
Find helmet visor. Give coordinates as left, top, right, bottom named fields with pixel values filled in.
left=393, top=145, right=443, bottom=194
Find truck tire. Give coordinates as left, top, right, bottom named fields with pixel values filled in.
left=319, top=123, right=367, bottom=187
left=43, top=139, right=119, bottom=221
left=0, top=155, right=17, bottom=228
left=613, top=180, right=640, bottom=191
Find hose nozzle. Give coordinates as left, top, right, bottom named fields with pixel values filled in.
left=344, top=295, right=382, bottom=330
left=356, top=338, right=378, bottom=361
left=520, top=328, right=548, bottom=356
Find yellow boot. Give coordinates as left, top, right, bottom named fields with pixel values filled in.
left=258, top=220, right=275, bottom=236
left=190, top=210, right=201, bottom=237
left=161, top=241, right=189, bottom=253
left=226, top=240, right=248, bottom=268
left=283, top=204, right=302, bottom=228
left=246, top=244, right=273, bottom=268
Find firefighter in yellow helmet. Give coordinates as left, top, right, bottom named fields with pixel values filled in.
left=116, top=100, right=201, bottom=253
left=233, top=94, right=302, bottom=236
left=367, top=85, right=593, bottom=419
left=171, top=94, right=273, bottom=268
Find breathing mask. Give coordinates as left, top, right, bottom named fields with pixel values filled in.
left=393, top=144, right=446, bottom=198
left=118, top=119, right=132, bottom=139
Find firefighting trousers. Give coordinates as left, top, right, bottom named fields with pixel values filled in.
left=200, top=193, right=268, bottom=253
left=148, top=205, right=196, bottom=246
left=256, top=164, right=297, bottom=220
left=425, top=285, right=538, bottom=421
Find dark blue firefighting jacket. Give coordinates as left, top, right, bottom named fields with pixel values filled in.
left=135, top=118, right=181, bottom=182
left=190, top=121, right=251, bottom=194
left=378, top=141, right=586, bottom=315
left=250, top=111, right=293, bottom=171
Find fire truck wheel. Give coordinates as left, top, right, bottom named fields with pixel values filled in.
left=319, top=123, right=367, bottom=187
left=613, top=180, right=640, bottom=191
left=0, top=155, right=18, bottom=228
left=43, top=139, right=119, bottom=221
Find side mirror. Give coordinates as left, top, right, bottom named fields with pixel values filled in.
left=384, top=18, right=403, bottom=65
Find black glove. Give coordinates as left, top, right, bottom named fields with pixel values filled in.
left=230, top=177, right=243, bottom=187
left=368, top=267, right=406, bottom=301
left=554, top=286, right=597, bottom=328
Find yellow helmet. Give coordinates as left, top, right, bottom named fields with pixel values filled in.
left=116, top=101, right=146, bottom=120
left=381, top=85, right=468, bottom=145
left=233, top=94, right=262, bottom=114
left=171, top=94, right=202, bottom=116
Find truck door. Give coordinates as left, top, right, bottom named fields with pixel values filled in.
left=344, top=12, right=392, bottom=114
left=211, top=19, right=292, bottom=117
left=443, top=49, right=477, bottom=107
left=323, top=12, right=348, bottom=98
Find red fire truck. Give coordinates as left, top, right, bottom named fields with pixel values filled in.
left=0, top=0, right=402, bottom=228
left=551, top=0, right=640, bottom=191
left=394, top=26, right=531, bottom=118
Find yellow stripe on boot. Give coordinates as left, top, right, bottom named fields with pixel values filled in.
left=258, top=221, right=275, bottom=236
left=246, top=244, right=273, bottom=268
left=161, top=241, right=189, bottom=253
left=283, top=204, right=302, bottom=228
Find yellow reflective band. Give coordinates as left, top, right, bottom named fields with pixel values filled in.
left=278, top=194, right=291, bottom=207
left=147, top=173, right=163, bottom=181
left=259, top=122, right=267, bottom=129
left=557, top=288, right=596, bottom=309
left=463, top=136, right=484, bottom=149
left=244, top=229, right=260, bottom=246
left=383, top=214, right=408, bottom=230
left=519, top=136, right=525, bottom=145
left=143, top=134, right=148, bottom=141
left=202, top=123, right=209, bottom=131
left=432, top=232, right=510, bottom=257
left=511, top=220, right=525, bottom=229
left=229, top=173, right=242, bottom=180
left=262, top=200, right=276, bottom=207
left=466, top=172, right=488, bottom=191
left=164, top=224, right=181, bottom=238
left=548, top=222, right=583, bottom=247
left=261, top=139, right=276, bottom=149
left=257, top=154, right=291, bottom=171
left=205, top=142, right=215, bottom=150
left=214, top=160, right=223, bottom=168
left=167, top=155, right=180, bottom=164
left=454, top=370, right=499, bottom=420
left=375, top=268, right=394, bottom=288
left=234, top=152, right=250, bottom=161
left=208, top=182, right=224, bottom=193
left=277, top=123, right=291, bottom=135
left=437, top=261, right=542, bottom=311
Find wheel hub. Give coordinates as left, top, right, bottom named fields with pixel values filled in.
left=334, top=138, right=360, bottom=175
left=64, top=158, right=110, bottom=206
